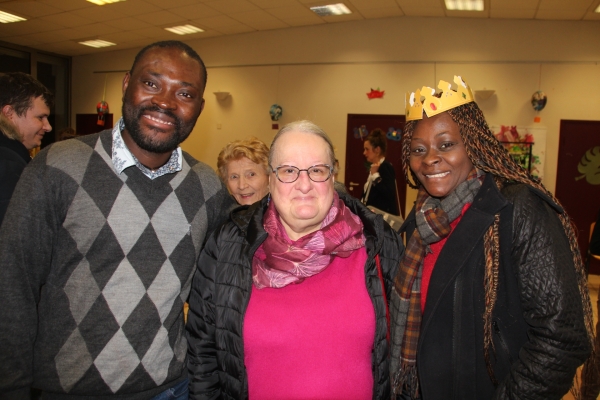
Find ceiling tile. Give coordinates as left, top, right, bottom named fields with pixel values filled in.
left=399, top=7, right=445, bottom=16
left=446, top=9, right=490, bottom=18
left=18, top=29, right=77, bottom=44
left=266, top=4, right=315, bottom=18
left=100, top=30, right=149, bottom=43
left=249, top=0, right=299, bottom=7
left=358, top=6, right=404, bottom=18
left=38, top=0, right=94, bottom=12
left=102, top=17, right=153, bottom=30
left=279, top=15, right=325, bottom=26
left=0, top=19, right=57, bottom=35
left=0, top=1, right=63, bottom=18
left=230, top=9, right=283, bottom=23
left=212, top=24, right=254, bottom=34
left=135, top=10, right=187, bottom=25
left=170, top=3, right=223, bottom=20
left=144, top=0, right=199, bottom=7
left=1, top=35, right=42, bottom=47
left=128, top=26, right=176, bottom=40
left=489, top=0, right=540, bottom=8
left=71, top=6, right=123, bottom=22
left=38, top=12, right=91, bottom=28
left=491, top=9, right=536, bottom=18
left=102, top=0, right=162, bottom=17
left=583, top=10, right=600, bottom=19
left=351, top=0, right=400, bottom=8
left=203, top=0, right=260, bottom=14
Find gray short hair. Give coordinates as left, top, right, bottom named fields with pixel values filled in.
left=269, top=120, right=337, bottom=174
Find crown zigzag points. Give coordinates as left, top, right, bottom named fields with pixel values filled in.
left=405, top=75, right=475, bottom=121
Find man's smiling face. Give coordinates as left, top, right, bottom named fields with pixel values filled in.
left=121, top=46, right=205, bottom=154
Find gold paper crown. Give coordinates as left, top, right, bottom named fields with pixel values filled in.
left=405, top=75, right=474, bottom=121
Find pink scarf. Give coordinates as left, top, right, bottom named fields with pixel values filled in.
left=252, top=193, right=366, bottom=289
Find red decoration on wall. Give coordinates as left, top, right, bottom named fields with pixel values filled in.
left=367, top=88, right=385, bottom=99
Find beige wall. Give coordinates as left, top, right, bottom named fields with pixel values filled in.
left=71, top=16, right=600, bottom=213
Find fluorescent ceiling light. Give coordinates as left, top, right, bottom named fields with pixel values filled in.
left=86, top=0, right=125, bottom=5
left=165, top=24, right=204, bottom=35
left=310, top=3, right=351, bottom=16
left=79, top=40, right=116, bottom=48
left=444, top=0, right=484, bottom=11
left=0, top=10, right=26, bottom=23
left=595, top=4, right=600, bottom=13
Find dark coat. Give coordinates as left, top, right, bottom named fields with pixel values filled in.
left=186, top=192, right=404, bottom=400
left=394, top=174, right=590, bottom=400
left=0, top=132, right=30, bottom=226
left=363, top=160, right=400, bottom=216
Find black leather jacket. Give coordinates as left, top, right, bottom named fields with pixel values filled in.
left=391, top=174, right=591, bottom=400
left=186, top=193, right=403, bottom=399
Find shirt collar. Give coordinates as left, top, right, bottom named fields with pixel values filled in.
left=111, top=117, right=182, bottom=180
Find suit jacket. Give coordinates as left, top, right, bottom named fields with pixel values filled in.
left=0, top=132, right=30, bottom=226
left=363, top=159, right=399, bottom=216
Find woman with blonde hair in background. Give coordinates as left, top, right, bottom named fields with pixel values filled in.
left=217, top=137, right=269, bottom=205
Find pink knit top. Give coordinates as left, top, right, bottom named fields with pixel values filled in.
left=243, top=247, right=375, bottom=400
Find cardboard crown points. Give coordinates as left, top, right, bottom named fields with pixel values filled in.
left=405, top=75, right=474, bottom=121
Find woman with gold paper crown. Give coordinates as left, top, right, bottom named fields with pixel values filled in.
left=390, top=76, right=593, bottom=399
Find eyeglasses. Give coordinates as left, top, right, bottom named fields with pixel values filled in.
left=272, top=164, right=333, bottom=183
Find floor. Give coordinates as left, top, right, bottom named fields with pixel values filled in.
left=563, top=274, right=600, bottom=400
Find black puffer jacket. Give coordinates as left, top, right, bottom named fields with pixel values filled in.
left=391, top=174, right=591, bottom=400
left=186, top=193, right=403, bottom=399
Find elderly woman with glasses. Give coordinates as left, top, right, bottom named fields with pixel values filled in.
left=186, top=120, right=403, bottom=399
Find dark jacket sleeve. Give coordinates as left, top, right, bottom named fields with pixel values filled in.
left=493, top=186, right=591, bottom=399
left=590, top=212, right=600, bottom=256
left=0, top=148, right=27, bottom=226
left=0, top=158, right=56, bottom=399
left=367, top=161, right=399, bottom=216
left=186, top=226, right=223, bottom=400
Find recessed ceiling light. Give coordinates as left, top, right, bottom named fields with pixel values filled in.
left=79, top=40, right=116, bottom=48
left=595, top=4, right=600, bottom=13
left=310, top=3, right=351, bottom=16
left=86, top=0, right=125, bottom=5
left=0, top=10, right=26, bottom=23
left=444, top=0, right=484, bottom=11
left=165, top=24, right=204, bottom=35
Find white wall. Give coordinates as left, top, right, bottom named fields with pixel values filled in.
left=71, top=16, right=600, bottom=211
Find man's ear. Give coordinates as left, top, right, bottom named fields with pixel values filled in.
left=122, top=72, right=131, bottom=97
left=199, top=98, right=205, bottom=114
left=2, top=105, right=14, bottom=118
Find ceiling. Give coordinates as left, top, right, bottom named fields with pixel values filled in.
left=0, top=0, right=599, bottom=57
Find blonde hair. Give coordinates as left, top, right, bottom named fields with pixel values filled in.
left=217, top=137, right=269, bottom=182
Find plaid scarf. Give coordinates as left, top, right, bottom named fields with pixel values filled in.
left=392, top=169, right=483, bottom=397
left=252, top=192, right=366, bottom=289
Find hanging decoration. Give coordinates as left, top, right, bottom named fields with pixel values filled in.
left=97, top=74, right=109, bottom=126
left=270, top=104, right=283, bottom=121
left=386, top=126, right=401, bottom=141
left=531, top=91, right=547, bottom=112
left=353, top=125, right=368, bottom=140
left=367, top=88, right=385, bottom=99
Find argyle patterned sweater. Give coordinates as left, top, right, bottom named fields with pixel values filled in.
left=0, top=130, right=234, bottom=399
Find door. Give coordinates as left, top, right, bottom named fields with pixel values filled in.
left=345, top=114, right=406, bottom=217
left=555, top=120, right=600, bottom=274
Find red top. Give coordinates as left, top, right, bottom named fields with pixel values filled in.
left=421, top=203, right=472, bottom=312
left=243, top=247, right=375, bottom=400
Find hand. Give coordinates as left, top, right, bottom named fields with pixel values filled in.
left=370, top=162, right=380, bottom=174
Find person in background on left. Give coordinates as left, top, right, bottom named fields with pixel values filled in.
left=362, top=128, right=400, bottom=216
left=0, top=72, right=53, bottom=225
left=217, top=136, right=270, bottom=205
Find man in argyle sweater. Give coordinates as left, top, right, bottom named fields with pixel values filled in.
left=0, top=41, right=235, bottom=400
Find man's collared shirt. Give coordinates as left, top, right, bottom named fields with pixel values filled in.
left=111, top=118, right=182, bottom=180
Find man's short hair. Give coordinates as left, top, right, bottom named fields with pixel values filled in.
left=130, top=41, right=207, bottom=92
left=0, top=72, right=54, bottom=116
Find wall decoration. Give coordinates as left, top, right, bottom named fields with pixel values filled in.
left=491, top=125, right=547, bottom=182
left=96, top=101, right=109, bottom=126
left=353, top=125, right=369, bottom=140
left=270, top=104, right=283, bottom=121
left=367, top=88, right=385, bottom=99
left=576, top=146, right=600, bottom=185
left=531, top=91, right=547, bottom=111
left=386, top=127, right=401, bottom=141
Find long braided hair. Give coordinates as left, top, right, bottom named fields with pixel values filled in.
left=401, top=101, right=594, bottom=384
